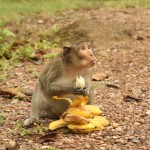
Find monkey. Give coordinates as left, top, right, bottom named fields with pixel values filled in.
left=24, top=42, right=97, bottom=127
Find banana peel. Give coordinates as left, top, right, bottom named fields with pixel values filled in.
left=49, top=95, right=109, bottom=133
left=49, top=119, right=67, bottom=130
left=67, top=107, right=93, bottom=118
left=83, top=105, right=102, bottom=116
left=63, top=114, right=89, bottom=125
left=88, top=116, right=109, bottom=131
left=72, top=96, right=89, bottom=107
left=67, top=123, right=95, bottom=134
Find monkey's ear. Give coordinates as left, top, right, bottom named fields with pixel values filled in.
left=63, top=46, right=72, bottom=58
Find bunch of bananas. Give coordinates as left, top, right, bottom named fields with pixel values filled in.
left=49, top=96, right=109, bottom=133
left=49, top=76, right=109, bottom=133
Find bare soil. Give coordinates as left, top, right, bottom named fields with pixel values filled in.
left=0, top=8, right=150, bottom=150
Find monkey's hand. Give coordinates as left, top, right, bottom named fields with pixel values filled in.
left=73, top=86, right=88, bottom=96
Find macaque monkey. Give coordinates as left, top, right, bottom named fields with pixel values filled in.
left=24, top=42, right=97, bottom=127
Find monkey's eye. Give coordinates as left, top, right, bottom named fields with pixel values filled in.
left=80, top=46, right=85, bottom=50
left=88, top=44, right=91, bottom=49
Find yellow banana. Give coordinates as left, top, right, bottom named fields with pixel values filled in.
left=67, top=123, right=95, bottom=133
left=72, top=96, right=89, bottom=107
left=66, top=107, right=93, bottom=118
left=83, top=105, right=102, bottom=116
left=49, top=119, right=67, bottom=130
left=52, top=96, right=72, bottom=106
left=63, top=114, right=89, bottom=125
left=90, top=116, right=109, bottom=127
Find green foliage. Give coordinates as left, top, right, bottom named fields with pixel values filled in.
left=0, top=112, right=7, bottom=124
left=0, top=0, right=149, bottom=18
left=16, top=44, right=33, bottom=59
left=43, top=53, right=57, bottom=59
left=30, top=71, right=40, bottom=78
left=34, top=40, right=58, bottom=51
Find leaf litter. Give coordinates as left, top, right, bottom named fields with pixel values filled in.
left=0, top=8, right=150, bottom=150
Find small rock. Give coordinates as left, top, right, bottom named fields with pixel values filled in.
left=100, top=147, right=106, bottom=150
left=41, top=145, right=50, bottom=149
left=127, top=136, right=134, bottom=140
left=11, top=99, right=18, bottom=104
left=28, top=140, right=33, bottom=145
left=38, top=20, right=44, bottom=23
left=9, top=140, right=16, bottom=147
left=115, top=127, right=123, bottom=132
left=132, top=138, right=140, bottom=143
left=146, top=110, right=150, bottom=115
left=112, top=123, right=119, bottom=128
left=84, top=143, right=91, bottom=149
left=112, top=136, right=118, bottom=139
left=134, top=122, right=141, bottom=126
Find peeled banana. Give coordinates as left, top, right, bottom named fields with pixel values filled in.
left=63, top=114, right=89, bottom=125
left=83, top=105, right=102, bottom=116
left=75, top=76, right=85, bottom=88
left=71, top=96, right=88, bottom=107
left=67, top=107, right=93, bottom=118
left=49, top=119, right=67, bottom=130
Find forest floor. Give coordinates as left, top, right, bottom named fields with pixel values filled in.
left=0, top=8, right=150, bottom=150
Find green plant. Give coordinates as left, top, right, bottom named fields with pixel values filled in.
left=16, top=44, right=34, bottom=59
left=43, top=53, right=57, bottom=59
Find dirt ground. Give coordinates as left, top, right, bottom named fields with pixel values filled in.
left=0, top=8, right=150, bottom=150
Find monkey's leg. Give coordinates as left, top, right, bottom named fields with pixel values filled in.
left=24, top=84, right=44, bottom=127
left=87, top=87, right=94, bottom=104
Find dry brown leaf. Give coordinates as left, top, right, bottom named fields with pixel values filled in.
left=0, top=88, right=25, bottom=98
left=92, top=73, right=108, bottom=81
left=38, top=132, right=58, bottom=143
left=123, top=95, right=143, bottom=102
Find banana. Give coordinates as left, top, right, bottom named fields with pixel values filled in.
left=86, top=116, right=109, bottom=131
left=83, top=105, right=102, bottom=116
left=49, top=119, right=67, bottom=130
left=67, top=107, right=93, bottom=118
left=67, top=123, right=95, bottom=133
left=63, top=114, right=89, bottom=125
left=75, top=76, right=85, bottom=88
left=72, top=96, right=89, bottom=107
left=52, top=96, right=72, bottom=106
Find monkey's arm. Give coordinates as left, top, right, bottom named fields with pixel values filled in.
left=46, top=85, right=73, bottom=96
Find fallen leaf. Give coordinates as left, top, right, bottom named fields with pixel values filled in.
left=92, top=73, right=108, bottom=81
left=123, top=95, right=143, bottom=102
left=0, top=88, right=25, bottom=98
left=38, top=132, right=58, bottom=143
left=106, top=84, right=120, bottom=89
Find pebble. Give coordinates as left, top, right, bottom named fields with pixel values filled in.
left=115, top=127, right=123, bottom=132
left=100, top=146, right=106, bottom=150
left=41, top=145, right=50, bottom=149
left=112, top=123, right=119, bottom=128
left=132, top=138, right=141, bottom=143
left=112, top=136, right=118, bottom=139
left=84, top=143, right=91, bottom=149
left=9, top=140, right=16, bottom=147
left=28, top=140, right=33, bottom=145
left=134, top=122, right=141, bottom=126
left=146, top=110, right=150, bottom=115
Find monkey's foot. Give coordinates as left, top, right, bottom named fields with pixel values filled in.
left=24, top=118, right=35, bottom=127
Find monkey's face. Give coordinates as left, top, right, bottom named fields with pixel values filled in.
left=72, top=42, right=97, bottom=69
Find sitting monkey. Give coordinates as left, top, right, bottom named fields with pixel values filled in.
left=24, top=42, right=97, bottom=127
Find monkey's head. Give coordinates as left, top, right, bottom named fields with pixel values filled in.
left=63, top=42, right=97, bottom=69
